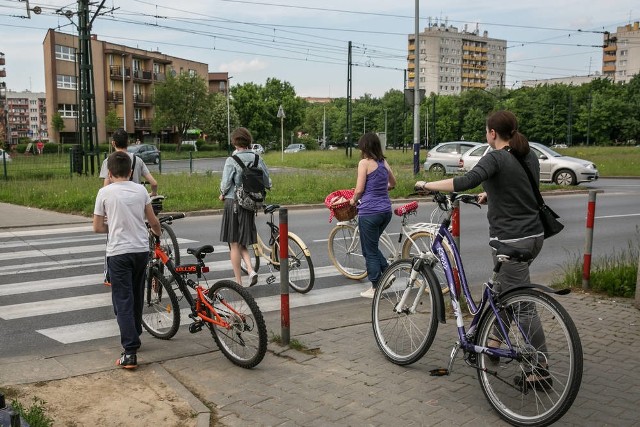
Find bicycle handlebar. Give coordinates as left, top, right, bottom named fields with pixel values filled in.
left=159, top=212, right=186, bottom=223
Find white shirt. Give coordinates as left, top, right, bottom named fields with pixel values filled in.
left=99, top=152, right=150, bottom=184
left=94, top=181, right=151, bottom=256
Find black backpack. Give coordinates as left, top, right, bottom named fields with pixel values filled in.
left=232, top=154, right=266, bottom=212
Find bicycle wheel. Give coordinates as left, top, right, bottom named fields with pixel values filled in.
left=328, top=223, right=367, bottom=280
left=240, top=243, right=261, bottom=275
left=272, top=235, right=315, bottom=293
left=372, top=259, right=440, bottom=365
left=401, top=230, right=452, bottom=293
left=150, top=223, right=181, bottom=284
left=205, top=280, right=267, bottom=369
left=476, top=289, right=583, bottom=426
left=141, top=268, right=180, bottom=339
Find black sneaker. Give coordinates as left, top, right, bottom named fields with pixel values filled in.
left=116, top=352, right=137, bottom=369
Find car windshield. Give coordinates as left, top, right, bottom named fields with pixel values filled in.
left=127, top=146, right=141, bottom=153
left=286, top=145, right=298, bottom=149
left=532, top=143, right=561, bottom=157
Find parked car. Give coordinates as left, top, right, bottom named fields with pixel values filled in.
left=328, top=144, right=338, bottom=151
left=127, top=143, right=160, bottom=164
left=550, top=144, right=568, bottom=149
left=251, top=143, right=265, bottom=155
left=284, top=143, right=306, bottom=153
left=0, top=149, right=11, bottom=162
left=423, top=141, right=480, bottom=174
left=458, top=142, right=598, bottom=185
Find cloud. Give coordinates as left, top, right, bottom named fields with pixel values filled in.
left=219, top=58, right=269, bottom=74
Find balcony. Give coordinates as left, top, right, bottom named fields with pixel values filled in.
left=602, top=65, right=616, bottom=72
left=604, top=45, right=616, bottom=52
left=107, top=91, right=123, bottom=102
left=133, top=93, right=153, bottom=105
left=603, top=55, right=617, bottom=62
left=133, top=69, right=153, bottom=82
left=109, top=66, right=131, bottom=79
left=0, top=69, right=5, bottom=77
left=0, top=55, right=4, bottom=66
left=153, top=72, right=166, bottom=82
left=134, top=119, right=151, bottom=129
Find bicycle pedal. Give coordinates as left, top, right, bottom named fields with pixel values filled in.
left=429, top=368, right=450, bottom=376
left=266, top=275, right=276, bottom=285
left=188, top=321, right=203, bottom=333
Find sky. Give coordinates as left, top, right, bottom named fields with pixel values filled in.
left=0, top=0, right=638, bottom=98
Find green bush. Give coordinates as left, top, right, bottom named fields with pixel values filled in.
left=199, top=144, right=216, bottom=151
left=196, top=138, right=206, bottom=150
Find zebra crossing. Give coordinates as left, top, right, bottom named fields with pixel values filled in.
left=0, top=224, right=367, bottom=354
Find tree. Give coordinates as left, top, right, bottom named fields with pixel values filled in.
left=51, top=112, right=65, bottom=144
left=104, top=107, right=120, bottom=145
left=198, top=92, right=239, bottom=150
left=152, top=73, right=209, bottom=150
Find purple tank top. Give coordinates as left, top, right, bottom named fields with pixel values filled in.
left=357, top=160, right=391, bottom=216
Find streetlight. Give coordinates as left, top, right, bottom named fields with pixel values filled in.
left=277, top=105, right=285, bottom=161
left=226, top=75, right=233, bottom=155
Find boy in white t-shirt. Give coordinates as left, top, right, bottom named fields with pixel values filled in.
left=93, top=151, right=161, bottom=369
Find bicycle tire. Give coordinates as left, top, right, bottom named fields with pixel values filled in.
left=372, top=259, right=440, bottom=365
left=475, top=289, right=583, bottom=426
left=240, top=243, right=261, bottom=275
left=150, top=223, right=181, bottom=284
left=401, top=230, right=451, bottom=293
left=141, top=268, right=181, bottom=339
left=328, top=223, right=367, bottom=280
left=273, top=234, right=315, bottom=293
left=205, top=280, right=267, bottom=369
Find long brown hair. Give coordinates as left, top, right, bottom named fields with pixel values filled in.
left=358, top=132, right=385, bottom=161
left=486, top=110, right=529, bottom=157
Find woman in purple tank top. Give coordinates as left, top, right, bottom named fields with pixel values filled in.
left=349, top=133, right=397, bottom=298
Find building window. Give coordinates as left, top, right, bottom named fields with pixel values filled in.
left=55, top=45, right=76, bottom=61
left=58, top=104, right=78, bottom=118
left=188, top=69, right=196, bottom=77
left=57, top=75, right=77, bottom=89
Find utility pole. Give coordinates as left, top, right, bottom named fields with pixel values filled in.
left=277, top=105, right=285, bottom=161
left=226, top=75, right=233, bottom=155
left=322, top=106, right=326, bottom=149
left=346, top=41, right=352, bottom=158
left=412, top=0, right=420, bottom=175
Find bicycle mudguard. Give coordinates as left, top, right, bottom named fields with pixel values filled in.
left=286, top=232, right=311, bottom=256
left=499, top=283, right=571, bottom=299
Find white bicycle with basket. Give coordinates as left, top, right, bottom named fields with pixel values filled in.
left=325, top=189, right=452, bottom=289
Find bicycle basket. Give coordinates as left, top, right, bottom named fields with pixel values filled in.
left=325, top=189, right=356, bottom=222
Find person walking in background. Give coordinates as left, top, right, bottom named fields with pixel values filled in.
left=416, top=110, right=550, bottom=388
left=219, top=127, right=271, bottom=286
left=36, top=140, right=44, bottom=154
left=100, top=129, right=157, bottom=195
left=93, top=151, right=161, bottom=369
left=349, top=132, right=396, bottom=298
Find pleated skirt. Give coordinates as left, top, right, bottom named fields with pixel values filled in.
left=219, top=198, right=257, bottom=246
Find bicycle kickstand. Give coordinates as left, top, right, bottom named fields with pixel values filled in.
left=430, top=341, right=460, bottom=377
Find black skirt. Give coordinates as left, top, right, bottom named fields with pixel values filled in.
left=220, top=198, right=257, bottom=246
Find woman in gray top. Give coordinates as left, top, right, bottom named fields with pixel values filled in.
left=417, top=110, right=548, bottom=385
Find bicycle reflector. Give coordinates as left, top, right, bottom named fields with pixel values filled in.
left=201, top=266, right=210, bottom=273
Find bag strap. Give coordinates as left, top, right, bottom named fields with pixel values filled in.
left=130, top=155, right=137, bottom=181
left=511, top=151, right=544, bottom=207
left=231, top=154, right=247, bottom=170
left=252, top=153, right=259, bottom=167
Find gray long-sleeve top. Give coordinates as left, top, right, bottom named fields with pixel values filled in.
left=453, top=148, right=544, bottom=241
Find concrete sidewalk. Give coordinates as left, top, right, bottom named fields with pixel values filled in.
left=1, top=203, right=639, bottom=426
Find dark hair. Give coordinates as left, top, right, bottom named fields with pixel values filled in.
left=107, top=151, right=132, bottom=179
left=358, top=132, right=385, bottom=161
left=231, top=127, right=252, bottom=148
left=112, top=128, right=129, bottom=149
left=486, top=110, right=529, bottom=157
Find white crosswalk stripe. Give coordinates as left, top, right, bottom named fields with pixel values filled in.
left=1, top=226, right=353, bottom=346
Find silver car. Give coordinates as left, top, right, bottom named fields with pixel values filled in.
left=458, top=142, right=598, bottom=185
left=284, top=143, right=306, bottom=153
left=423, top=141, right=480, bottom=174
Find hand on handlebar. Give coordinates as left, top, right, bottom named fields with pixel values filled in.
left=414, top=181, right=434, bottom=195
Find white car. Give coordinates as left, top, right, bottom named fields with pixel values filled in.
left=458, top=142, right=598, bottom=185
left=423, top=141, right=480, bottom=174
left=251, top=144, right=265, bottom=155
left=284, top=143, right=306, bottom=153
left=0, top=149, right=11, bottom=162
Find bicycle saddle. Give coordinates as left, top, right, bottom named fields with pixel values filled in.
left=394, top=201, right=418, bottom=216
left=263, top=204, right=281, bottom=214
left=489, top=240, right=533, bottom=262
left=187, top=245, right=215, bottom=260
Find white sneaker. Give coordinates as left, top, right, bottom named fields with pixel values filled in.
left=360, top=287, right=376, bottom=298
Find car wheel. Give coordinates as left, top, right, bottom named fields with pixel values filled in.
left=429, top=164, right=446, bottom=175
left=153, top=156, right=159, bottom=165
left=554, top=169, right=576, bottom=186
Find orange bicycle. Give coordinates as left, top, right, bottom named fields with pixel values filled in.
left=141, top=214, right=267, bottom=368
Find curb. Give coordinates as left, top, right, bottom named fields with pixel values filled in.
left=153, top=363, right=211, bottom=427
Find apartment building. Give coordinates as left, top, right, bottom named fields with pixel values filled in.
left=602, top=21, right=640, bottom=83
left=208, top=72, right=230, bottom=96
left=4, top=90, right=48, bottom=144
left=43, top=29, right=209, bottom=144
left=407, top=21, right=507, bottom=95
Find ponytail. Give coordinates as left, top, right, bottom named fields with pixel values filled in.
left=487, top=110, right=530, bottom=157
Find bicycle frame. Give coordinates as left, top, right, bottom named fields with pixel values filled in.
left=251, top=208, right=311, bottom=264
left=153, top=241, right=244, bottom=330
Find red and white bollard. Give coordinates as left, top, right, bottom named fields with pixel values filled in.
left=582, top=191, right=597, bottom=290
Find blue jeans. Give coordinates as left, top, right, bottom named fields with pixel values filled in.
left=358, top=212, right=392, bottom=287
left=108, top=251, right=148, bottom=354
